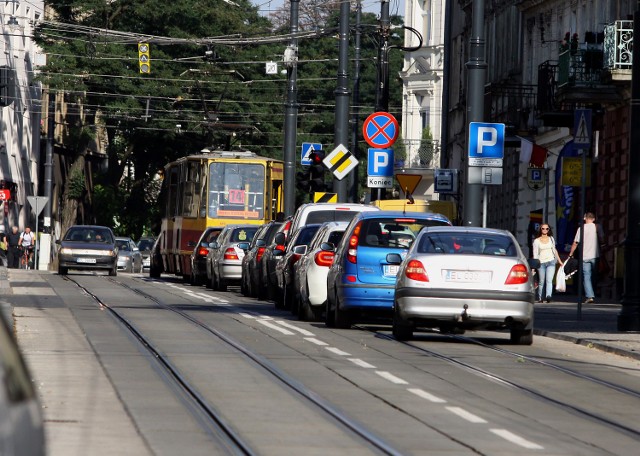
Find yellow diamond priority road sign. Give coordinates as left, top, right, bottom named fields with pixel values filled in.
left=323, top=144, right=358, bottom=180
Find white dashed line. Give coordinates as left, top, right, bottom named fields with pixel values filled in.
left=304, top=337, right=329, bottom=346
left=275, top=320, right=316, bottom=336
left=490, top=429, right=544, bottom=450
left=446, top=407, right=487, bottom=423
left=376, top=371, right=409, bottom=385
left=325, top=347, right=351, bottom=356
left=255, top=319, right=295, bottom=335
left=239, top=313, right=256, bottom=319
left=407, top=388, right=447, bottom=403
left=348, top=358, right=376, bottom=369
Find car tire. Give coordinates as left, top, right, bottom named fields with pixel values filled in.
left=217, top=272, right=227, bottom=292
left=109, top=265, right=117, bottom=276
left=325, top=294, right=335, bottom=328
left=299, top=299, right=321, bottom=322
left=510, top=328, right=533, bottom=345
left=334, top=293, right=351, bottom=329
left=58, top=266, right=68, bottom=275
left=210, top=271, right=218, bottom=290
left=392, top=307, right=413, bottom=341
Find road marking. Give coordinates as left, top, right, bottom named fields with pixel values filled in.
left=304, top=337, right=328, bottom=346
left=325, top=347, right=351, bottom=356
left=275, top=320, right=315, bottom=336
left=192, top=292, right=228, bottom=303
left=490, top=429, right=544, bottom=450
left=348, top=358, right=376, bottom=368
left=446, top=407, right=487, bottom=423
left=407, top=388, right=447, bottom=403
left=239, top=313, right=256, bottom=319
left=255, top=319, right=295, bottom=335
left=376, top=371, right=408, bottom=385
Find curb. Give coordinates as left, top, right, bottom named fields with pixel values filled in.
left=533, top=328, right=640, bottom=361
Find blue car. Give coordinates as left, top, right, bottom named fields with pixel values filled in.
left=325, top=211, right=452, bottom=328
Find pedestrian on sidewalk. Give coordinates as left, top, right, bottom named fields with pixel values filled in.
left=532, top=223, right=563, bottom=303
left=0, top=230, right=7, bottom=267
left=568, top=212, right=603, bottom=303
left=7, top=226, right=21, bottom=269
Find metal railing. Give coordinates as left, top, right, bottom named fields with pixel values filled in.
left=604, top=20, right=633, bottom=70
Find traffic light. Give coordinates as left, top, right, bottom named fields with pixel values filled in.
left=296, top=169, right=311, bottom=193
left=308, top=152, right=326, bottom=193
left=138, top=43, right=150, bottom=74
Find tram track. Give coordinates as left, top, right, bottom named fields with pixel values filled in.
left=64, top=274, right=402, bottom=455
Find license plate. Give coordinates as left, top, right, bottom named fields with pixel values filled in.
left=444, top=270, right=491, bottom=283
left=77, top=258, right=97, bottom=264
left=383, top=265, right=399, bottom=277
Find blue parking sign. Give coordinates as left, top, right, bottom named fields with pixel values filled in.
left=367, top=148, right=394, bottom=177
left=468, top=122, right=505, bottom=167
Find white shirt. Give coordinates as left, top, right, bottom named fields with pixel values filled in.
left=20, top=232, right=35, bottom=247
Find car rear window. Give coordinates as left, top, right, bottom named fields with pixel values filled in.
left=359, top=218, right=449, bottom=248
left=417, top=232, right=517, bottom=256
left=306, top=210, right=362, bottom=225
left=293, top=225, right=321, bottom=246
left=327, top=230, right=345, bottom=247
left=230, top=227, right=259, bottom=242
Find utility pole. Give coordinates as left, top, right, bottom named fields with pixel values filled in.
left=44, top=92, right=54, bottom=231
left=334, top=0, right=350, bottom=201
left=618, top=2, right=640, bottom=330
left=349, top=1, right=362, bottom=203
left=372, top=0, right=391, bottom=203
left=283, top=0, right=300, bottom=217
left=463, top=0, right=487, bottom=226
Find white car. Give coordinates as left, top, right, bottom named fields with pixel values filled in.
left=293, top=221, right=348, bottom=321
left=392, top=226, right=539, bottom=345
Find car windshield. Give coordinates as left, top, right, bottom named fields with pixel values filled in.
left=116, top=240, right=132, bottom=251
left=65, top=228, right=113, bottom=243
left=306, top=210, right=362, bottom=224
left=359, top=218, right=450, bottom=249
left=137, top=239, right=155, bottom=250
left=417, top=232, right=517, bottom=256
left=230, top=227, right=259, bottom=243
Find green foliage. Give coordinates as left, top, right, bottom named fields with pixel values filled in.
left=66, top=169, right=85, bottom=200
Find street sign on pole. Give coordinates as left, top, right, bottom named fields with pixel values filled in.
left=468, top=122, right=505, bottom=167
left=301, top=142, right=322, bottom=166
left=574, top=109, right=592, bottom=147
left=367, top=148, right=394, bottom=188
left=26, top=196, right=48, bottom=271
left=323, top=144, right=358, bottom=180
left=363, top=112, right=399, bottom=149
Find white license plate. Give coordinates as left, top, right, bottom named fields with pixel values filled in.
left=444, top=270, right=491, bottom=283
left=77, top=258, right=97, bottom=264
left=383, top=265, right=399, bottom=277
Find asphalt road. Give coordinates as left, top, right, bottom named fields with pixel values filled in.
left=8, top=270, right=640, bottom=455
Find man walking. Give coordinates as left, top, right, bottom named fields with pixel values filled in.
left=568, top=212, right=601, bottom=303
left=7, top=226, right=21, bottom=268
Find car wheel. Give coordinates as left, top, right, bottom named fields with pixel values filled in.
left=240, top=274, right=249, bottom=296
left=334, top=292, right=351, bottom=329
left=125, top=261, right=133, bottom=273
left=58, top=266, right=68, bottom=275
left=283, top=283, right=294, bottom=311
left=392, top=306, right=413, bottom=341
left=217, top=271, right=227, bottom=292
left=299, top=298, right=321, bottom=322
left=210, top=270, right=218, bottom=290
left=325, top=289, right=336, bottom=327
left=109, top=265, right=117, bottom=276
left=510, top=328, right=533, bottom=345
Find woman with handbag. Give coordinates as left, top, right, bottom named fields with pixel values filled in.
left=532, top=223, right=564, bottom=303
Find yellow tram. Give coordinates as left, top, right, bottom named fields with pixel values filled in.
left=157, top=149, right=283, bottom=279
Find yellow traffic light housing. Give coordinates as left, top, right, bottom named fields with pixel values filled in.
left=138, top=43, right=150, bottom=74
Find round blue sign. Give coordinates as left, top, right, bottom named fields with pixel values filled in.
left=363, top=112, right=399, bottom=148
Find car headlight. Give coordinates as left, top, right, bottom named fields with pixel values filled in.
left=60, top=248, right=73, bottom=255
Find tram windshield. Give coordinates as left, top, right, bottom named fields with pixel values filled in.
left=208, top=162, right=265, bottom=219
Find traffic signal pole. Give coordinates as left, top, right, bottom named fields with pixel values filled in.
left=283, top=0, right=300, bottom=217
left=463, top=0, right=487, bottom=227
left=334, top=0, right=350, bottom=202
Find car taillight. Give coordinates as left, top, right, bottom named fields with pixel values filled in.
left=276, top=244, right=286, bottom=252
left=224, top=248, right=239, bottom=260
left=347, top=221, right=362, bottom=264
left=315, top=251, right=334, bottom=267
left=197, top=247, right=209, bottom=257
left=505, top=264, right=529, bottom=284
left=282, top=220, right=291, bottom=239
left=256, top=246, right=266, bottom=262
left=405, top=260, right=429, bottom=282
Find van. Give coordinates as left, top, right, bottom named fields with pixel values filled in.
left=372, top=199, right=457, bottom=223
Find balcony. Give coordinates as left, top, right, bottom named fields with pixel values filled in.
left=485, top=82, right=537, bottom=142
left=603, top=20, right=633, bottom=81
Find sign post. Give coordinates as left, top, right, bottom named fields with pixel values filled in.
left=27, top=196, right=49, bottom=270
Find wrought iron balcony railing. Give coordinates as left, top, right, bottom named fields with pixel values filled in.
left=604, top=20, right=633, bottom=70
left=557, top=48, right=604, bottom=88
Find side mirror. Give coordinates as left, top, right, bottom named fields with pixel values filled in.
left=272, top=249, right=285, bottom=257
left=201, top=242, right=209, bottom=248
left=237, top=242, right=250, bottom=251
left=55, top=239, right=61, bottom=245
left=386, top=253, right=403, bottom=265
left=211, top=241, right=220, bottom=250
left=274, top=232, right=286, bottom=246
left=255, top=239, right=267, bottom=248
left=292, top=245, right=307, bottom=255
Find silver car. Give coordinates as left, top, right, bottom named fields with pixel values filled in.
left=207, top=224, right=260, bottom=291
left=116, top=237, right=143, bottom=273
left=392, top=227, right=538, bottom=345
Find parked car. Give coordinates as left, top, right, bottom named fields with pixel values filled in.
left=293, top=221, right=348, bottom=321
left=116, top=237, right=143, bottom=273
left=149, top=233, right=164, bottom=278
left=240, top=221, right=283, bottom=298
left=137, top=236, right=156, bottom=270
left=260, top=220, right=291, bottom=303
left=207, top=224, right=260, bottom=291
left=0, top=313, right=45, bottom=455
left=57, top=225, right=118, bottom=276
left=274, top=223, right=322, bottom=310
left=392, top=226, right=538, bottom=345
left=326, top=211, right=452, bottom=328
left=189, top=227, right=223, bottom=286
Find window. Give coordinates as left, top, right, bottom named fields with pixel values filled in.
left=208, top=163, right=265, bottom=219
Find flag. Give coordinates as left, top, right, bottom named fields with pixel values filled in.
left=530, top=144, right=548, bottom=167
left=520, top=138, right=533, bottom=163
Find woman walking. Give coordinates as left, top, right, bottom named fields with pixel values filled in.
left=532, top=223, right=564, bottom=303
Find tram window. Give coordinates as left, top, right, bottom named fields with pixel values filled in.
left=183, top=161, right=201, bottom=218
left=208, top=163, right=265, bottom=219
left=168, top=167, right=179, bottom=217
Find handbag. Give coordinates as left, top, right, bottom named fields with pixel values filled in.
left=555, top=267, right=566, bottom=293
left=564, top=257, right=578, bottom=276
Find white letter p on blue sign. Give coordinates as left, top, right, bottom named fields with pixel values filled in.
left=477, top=127, right=497, bottom=155
left=373, top=151, right=388, bottom=173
